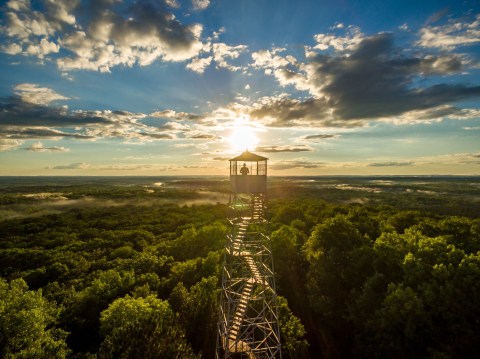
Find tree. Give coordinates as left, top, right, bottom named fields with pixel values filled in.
left=65, top=269, right=136, bottom=353
left=98, top=294, right=198, bottom=359
left=305, top=215, right=373, bottom=317
left=352, top=229, right=480, bottom=358
left=169, top=276, right=219, bottom=357
left=277, top=296, right=309, bottom=359
left=270, top=225, right=309, bottom=319
left=304, top=214, right=374, bottom=357
left=0, top=278, right=69, bottom=358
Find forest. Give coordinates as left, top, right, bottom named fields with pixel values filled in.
left=0, top=176, right=479, bottom=358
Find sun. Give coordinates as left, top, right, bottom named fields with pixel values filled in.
left=229, top=116, right=259, bottom=152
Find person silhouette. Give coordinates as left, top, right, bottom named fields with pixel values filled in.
left=240, top=163, right=249, bottom=175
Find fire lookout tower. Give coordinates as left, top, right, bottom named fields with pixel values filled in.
left=216, top=150, right=282, bottom=358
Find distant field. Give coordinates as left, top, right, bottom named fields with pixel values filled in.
left=1, top=176, right=479, bottom=220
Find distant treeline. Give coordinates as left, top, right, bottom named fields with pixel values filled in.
left=0, top=182, right=479, bottom=358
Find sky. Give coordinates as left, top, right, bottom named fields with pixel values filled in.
left=0, top=0, right=479, bottom=176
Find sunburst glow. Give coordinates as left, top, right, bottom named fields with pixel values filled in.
left=229, top=116, right=259, bottom=152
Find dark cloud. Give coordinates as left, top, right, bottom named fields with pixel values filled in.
left=104, top=1, right=200, bottom=52
left=255, top=145, right=312, bottom=153
left=311, top=33, right=480, bottom=120
left=139, top=132, right=175, bottom=139
left=1, top=127, right=95, bottom=139
left=249, top=97, right=331, bottom=127
left=252, top=33, right=479, bottom=127
left=0, top=94, right=175, bottom=142
left=0, top=96, right=106, bottom=127
left=368, top=161, right=414, bottom=167
left=304, top=134, right=338, bottom=140
left=186, top=132, right=218, bottom=139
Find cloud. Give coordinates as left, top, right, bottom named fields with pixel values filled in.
left=255, top=145, right=312, bottom=153
left=0, top=88, right=178, bottom=142
left=251, top=31, right=480, bottom=126
left=2, top=0, right=205, bottom=72
left=251, top=48, right=289, bottom=69
left=98, top=164, right=157, bottom=171
left=50, top=162, right=90, bottom=170
left=192, top=0, right=210, bottom=11
left=2, top=42, right=23, bottom=55
left=382, top=105, right=480, bottom=124
left=185, top=131, right=218, bottom=139
left=414, top=152, right=480, bottom=166
left=138, top=132, right=175, bottom=139
left=149, top=109, right=202, bottom=121
left=417, top=14, right=480, bottom=49
left=186, top=56, right=212, bottom=73
left=0, top=138, right=22, bottom=151
left=425, top=8, right=450, bottom=25
left=248, top=96, right=334, bottom=127
left=211, top=27, right=225, bottom=41
left=2, top=0, right=77, bottom=58
left=182, top=165, right=210, bottom=169
left=47, top=162, right=204, bottom=172
left=368, top=161, right=414, bottom=167
left=270, top=160, right=325, bottom=170
left=311, top=25, right=363, bottom=52
left=172, top=143, right=197, bottom=148
left=161, top=121, right=191, bottom=131
left=1, top=127, right=95, bottom=139
left=7, top=0, right=31, bottom=12
left=304, top=134, right=338, bottom=140
left=0, top=96, right=105, bottom=127
left=25, top=142, right=69, bottom=152
left=165, top=0, right=180, bottom=8
left=14, top=83, right=69, bottom=105
left=212, top=43, right=248, bottom=71
left=305, top=33, right=480, bottom=119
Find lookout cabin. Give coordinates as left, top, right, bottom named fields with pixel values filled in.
left=229, top=150, right=267, bottom=193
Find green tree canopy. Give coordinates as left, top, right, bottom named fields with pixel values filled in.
left=99, top=294, right=198, bottom=359
left=0, top=278, right=69, bottom=358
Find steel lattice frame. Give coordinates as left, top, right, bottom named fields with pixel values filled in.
left=216, top=192, right=282, bottom=359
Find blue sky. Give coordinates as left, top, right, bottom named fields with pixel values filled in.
left=0, top=0, right=479, bottom=175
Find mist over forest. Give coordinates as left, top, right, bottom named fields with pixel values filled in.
left=1, top=176, right=480, bottom=358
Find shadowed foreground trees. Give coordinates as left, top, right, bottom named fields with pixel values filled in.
left=267, top=199, right=480, bottom=358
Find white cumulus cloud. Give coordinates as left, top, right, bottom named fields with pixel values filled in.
left=417, top=14, right=480, bottom=50
left=212, top=43, right=248, bottom=71
left=14, top=83, right=69, bottom=105
left=187, top=56, right=212, bottom=73
left=192, top=0, right=210, bottom=11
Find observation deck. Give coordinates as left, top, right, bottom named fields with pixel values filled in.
left=229, top=150, right=267, bottom=194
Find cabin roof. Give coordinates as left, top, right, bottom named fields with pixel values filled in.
left=229, top=150, right=268, bottom=162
